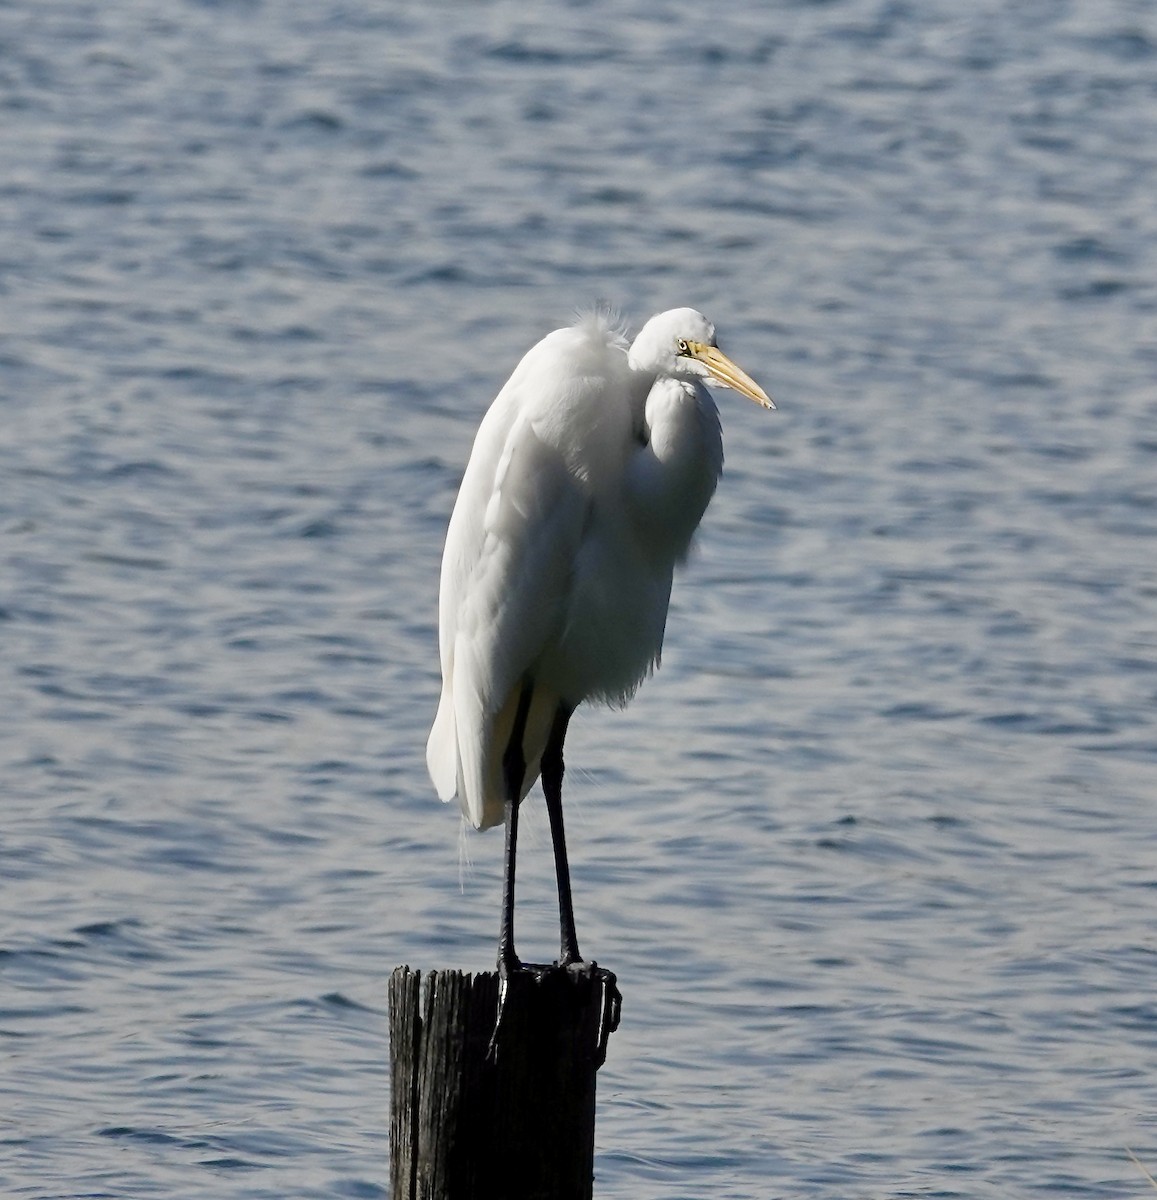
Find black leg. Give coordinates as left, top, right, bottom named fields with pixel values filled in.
left=542, top=702, right=581, bottom=967
left=497, top=681, right=534, bottom=975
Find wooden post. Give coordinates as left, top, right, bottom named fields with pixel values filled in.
left=389, top=962, right=621, bottom=1200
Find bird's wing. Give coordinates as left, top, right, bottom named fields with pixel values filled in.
left=451, top=410, right=585, bottom=829
left=428, top=321, right=627, bottom=829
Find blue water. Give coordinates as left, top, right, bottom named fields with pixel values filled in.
left=2, top=1, right=1156, bottom=1196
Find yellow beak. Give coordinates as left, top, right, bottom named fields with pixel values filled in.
left=686, top=341, right=775, bottom=409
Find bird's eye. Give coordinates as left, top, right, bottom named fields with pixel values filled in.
left=676, top=338, right=690, bottom=355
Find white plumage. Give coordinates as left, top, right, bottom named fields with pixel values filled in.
left=426, top=307, right=772, bottom=967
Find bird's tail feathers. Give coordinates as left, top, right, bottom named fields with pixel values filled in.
left=426, top=687, right=459, bottom=804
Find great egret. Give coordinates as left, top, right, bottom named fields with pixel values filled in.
left=426, top=308, right=773, bottom=975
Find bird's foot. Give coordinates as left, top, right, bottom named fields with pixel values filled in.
left=554, top=956, right=623, bottom=1067
left=497, top=944, right=522, bottom=980
left=488, top=946, right=523, bottom=1061
left=487, top=953, right=622, bottom=1067
left=592, top=964, right=622, bottom=1067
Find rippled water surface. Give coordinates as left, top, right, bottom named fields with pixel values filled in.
left=3, top=1, right=1156, bottom=1196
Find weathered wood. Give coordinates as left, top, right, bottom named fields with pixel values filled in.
left=389, top=964, right=421, bottom=1191
left=389, top=963, right=621, bottom=1200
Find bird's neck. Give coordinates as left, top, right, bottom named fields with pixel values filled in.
left=625, top=378, right=723, bottom=560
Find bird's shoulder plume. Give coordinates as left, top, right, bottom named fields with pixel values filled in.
left=572, top=303, right=629, bottom=353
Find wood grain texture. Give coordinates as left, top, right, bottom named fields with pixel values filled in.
left=389, top=964, right=621, bottom=1200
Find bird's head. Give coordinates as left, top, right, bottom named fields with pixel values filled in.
left=629, top=308, right=775, bottom=409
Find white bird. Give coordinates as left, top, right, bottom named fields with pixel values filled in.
left=426, top=307, right=773, bottom=974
